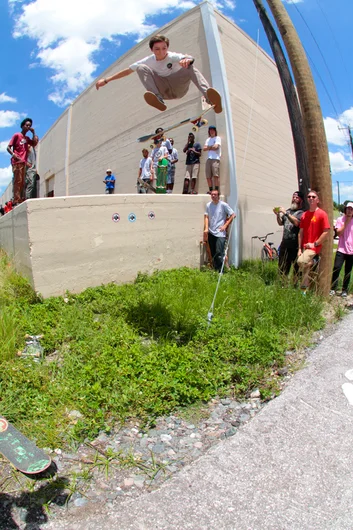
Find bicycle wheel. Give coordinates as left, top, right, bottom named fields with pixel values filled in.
left=261, top=247, right=270, bottom=262
left=271, top=247, right=279, bottom=260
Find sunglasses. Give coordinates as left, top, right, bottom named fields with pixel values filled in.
left=307, top=195, right=317, bottom=199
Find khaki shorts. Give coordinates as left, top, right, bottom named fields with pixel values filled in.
left=185, top=164, right=200, bottom=180
left=297, top=249, right=317, bottom=266
left=206, top=159, right=220, bottom=179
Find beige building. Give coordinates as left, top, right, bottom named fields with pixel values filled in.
left=0, top=2, right=298, bottom=296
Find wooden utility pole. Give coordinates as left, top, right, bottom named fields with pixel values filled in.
left=252, top=0, right=309, bottom=202
left=265, top=0, right=333, bottom=295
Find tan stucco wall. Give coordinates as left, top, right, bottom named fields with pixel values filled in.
left=216, top=12, right=297, bottom=257
left=0, top=195, right=210, bottom=298
left=0, top=201, right=33, bottom=282
left=37, top=110, right=69, bottom=198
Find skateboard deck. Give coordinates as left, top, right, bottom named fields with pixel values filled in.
left=0, top=417, right=51, bottom=474
left=137, top=104, right=215, bottom=145
left=156, top=160, right=168, bottom=193
left=137, top=177, right=156, bottom=193
left=201, top=240, right=214, bottom=269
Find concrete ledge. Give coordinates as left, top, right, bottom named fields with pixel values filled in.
left=0, top=195, right=209, bottom=298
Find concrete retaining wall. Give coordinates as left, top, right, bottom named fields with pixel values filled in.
left=0, top=194, right=212, bottom=298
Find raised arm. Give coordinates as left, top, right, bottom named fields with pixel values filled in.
left=96, top=68, right=133, bottom=90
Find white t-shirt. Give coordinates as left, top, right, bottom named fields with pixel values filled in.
left=151, top=145, right=169, bottom=168
left=205, top=200, right=234, bottom=238
left=139, top=156, right=153, bottom=180
left=130, top=52, right=190, bottom=77
left=204, top=136, right=221, bottom=160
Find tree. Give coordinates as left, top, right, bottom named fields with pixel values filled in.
left=265, top=0, right=333, bottom=295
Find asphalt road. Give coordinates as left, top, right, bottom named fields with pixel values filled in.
left=45, top=311, right=353, bottom=530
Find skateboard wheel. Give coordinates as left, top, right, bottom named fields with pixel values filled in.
left=203, top=119, right=208, bottom=126
left=150, top=144, right=154, bottom=149
left=192, top=125, right=199, bottom=132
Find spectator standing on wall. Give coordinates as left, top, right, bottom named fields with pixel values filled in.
left=166, top=138, right=178, bottom=194
left=204, top=189, right=235, bottom=272
left=297, top=190, right=330, bottom=292
left=330, top=201, right=353, bottom=297
left=151, top=138, right=169, bottom=171
left=103, top=169, right=116, bottom=194
left=273, top=191, right=305, bottom=282
left=7, top=118, right=39, bottom=205
left=203, top=126, right=221, bottom=194
left=0, top=204, right=4, bottom=216
left=138, top=149, right=154, bottom=193
left=25, top=146, right=40, bottom=199
left=182, top=132, right=202, bottom=194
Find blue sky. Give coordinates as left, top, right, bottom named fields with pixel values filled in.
left=1, top=0, right=353, bottom=202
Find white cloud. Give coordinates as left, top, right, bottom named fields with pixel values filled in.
left=0, top=93, right=17, bottom=104
left=0, top=166, right=12, bottom=188
left=324, top=117, right=348, bottom=147
left=329, top=151, right=353, bottom=175
left=11, top=0, right=230, bottom=107
left=338, top=183, right=353, bottom=202
left=0, top=141, right=10, bottom=153
left=324, top=108, right=353, bottom=147
left=0, top=110, right=21, bottom=128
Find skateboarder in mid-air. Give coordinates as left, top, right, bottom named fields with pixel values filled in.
left=96, top=35, right=222, bottom=113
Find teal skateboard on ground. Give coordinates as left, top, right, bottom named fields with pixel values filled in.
left=0, top=416, right=51, bottom=474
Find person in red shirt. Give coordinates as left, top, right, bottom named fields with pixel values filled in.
left=297, top=190, right=330, bottom=291
left=7, top=118, right=39, bottom=205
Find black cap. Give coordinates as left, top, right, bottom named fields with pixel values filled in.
left=294, top=191, right=304, bottom=200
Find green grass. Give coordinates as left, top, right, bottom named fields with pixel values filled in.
left=0, top=251, right=325, bottom=448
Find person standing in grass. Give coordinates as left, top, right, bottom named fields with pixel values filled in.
left=204, top=189, right=235, bottom=272
left=274, top=191, right=305, bottom=281
left=297, top=190, right=330, bottom=292
left=330, top=201, right=353, bottom=298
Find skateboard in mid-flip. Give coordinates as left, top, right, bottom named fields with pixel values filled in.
left=137, top=100, right=220, bottom=145
left=0, top=416, right=51, bottom=474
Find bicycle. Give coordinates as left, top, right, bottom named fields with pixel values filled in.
left=251, top=232, right=279, bottom=261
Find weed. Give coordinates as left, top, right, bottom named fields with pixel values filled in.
left=0, top=254, right=326, bottom=448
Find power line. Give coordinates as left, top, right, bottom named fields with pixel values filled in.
left=313, top=0, right=353, bottom=97
left=287, top=0, right=345, bottom=119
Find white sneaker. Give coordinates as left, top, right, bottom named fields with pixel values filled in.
left=329, top=290, right=336, bottom=296
left=341, top=291, right=348, bottom=298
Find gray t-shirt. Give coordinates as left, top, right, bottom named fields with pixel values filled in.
left=281, top=208, right=304, bottom=249
left=206, top=200, right=234, bottom=238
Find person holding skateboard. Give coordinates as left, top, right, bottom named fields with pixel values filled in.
left=138, top=149, right=154, bottom=193
left=96, top=35, right=222, bottom=113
